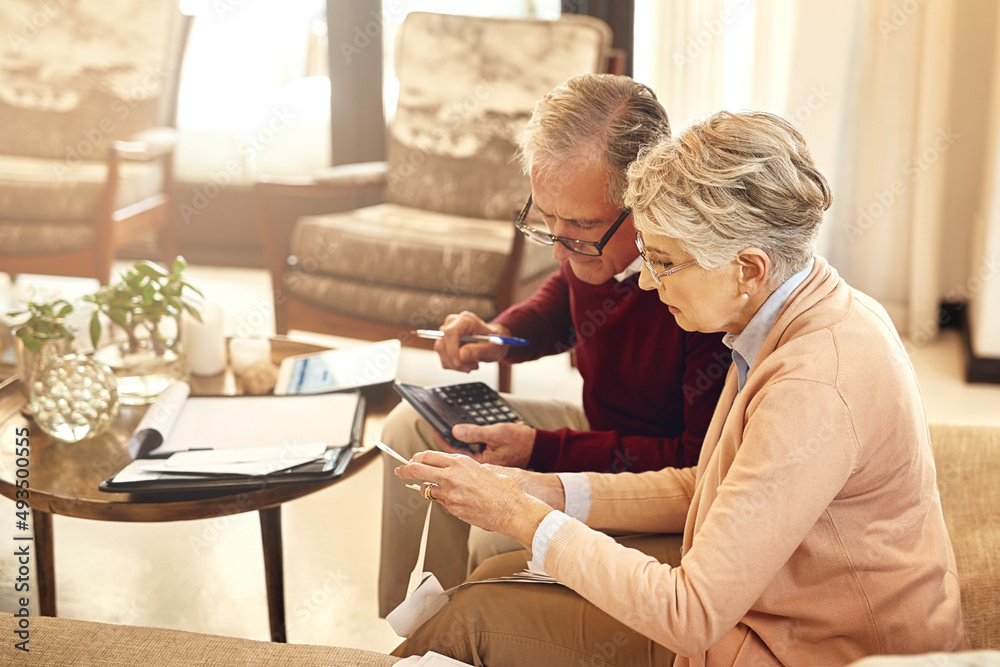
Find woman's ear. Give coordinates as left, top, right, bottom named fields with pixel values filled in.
left=736, top=248, right=771, bottom=296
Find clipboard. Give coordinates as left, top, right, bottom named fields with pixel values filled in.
left=100, top=382, right=366, bottom=496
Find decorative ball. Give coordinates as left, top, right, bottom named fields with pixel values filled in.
left=30, top=353, right=120, bottom=443
left=241, top=359, right=279, bottom=395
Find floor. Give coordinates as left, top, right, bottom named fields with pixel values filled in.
left=1, top=263, right=998, bottom=653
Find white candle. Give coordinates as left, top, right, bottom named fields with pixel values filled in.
left=229, top=336, right=272, bottom=376
left=184, top=301, right=227, bottom=376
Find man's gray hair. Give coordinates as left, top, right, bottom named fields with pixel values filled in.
left=518, top=73, right=670, bottom=207
left=625, top=111, right=832, bottom=284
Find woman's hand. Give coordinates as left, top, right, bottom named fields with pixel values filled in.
left=433, top=311, right=512, bottom=372
left=395, top=451, right=555, bottom=548
left=483, top=464, right=566, bottom=511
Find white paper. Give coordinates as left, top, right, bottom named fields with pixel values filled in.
left=134, top=382, right=358, bottom=455
left=164, top=442, right=327, bottom=467
left=111, top=382, right=361, bottom=485
left=393, top=652, right=475, bottom=666
left=139, top=442, right=329, bottom=476
left=386, top=572, right=449, bottom=638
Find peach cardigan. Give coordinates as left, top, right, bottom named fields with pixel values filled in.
left=543, top=257, right=968, bottom=665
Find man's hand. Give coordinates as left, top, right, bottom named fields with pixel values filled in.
left=444, top=422, right=536, bottom=468
left=434, top=311, right=513, bottom=372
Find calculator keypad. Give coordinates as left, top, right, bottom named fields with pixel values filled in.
left=432, top=384, right=519, bottom=426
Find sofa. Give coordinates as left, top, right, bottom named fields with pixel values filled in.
left=1, top=422, right=997, bottom=666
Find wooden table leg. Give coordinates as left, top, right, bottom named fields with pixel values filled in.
left=258, top=507, right=286, bottom=642
left=32, top=509, right=56, bottom=616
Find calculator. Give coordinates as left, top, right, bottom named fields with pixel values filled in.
left=393, top=381, right=529, bottom=453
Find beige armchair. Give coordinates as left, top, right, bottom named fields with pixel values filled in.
left=257, top=12, right=620, bottom=391
left=0, top=0, right=191, bottom=284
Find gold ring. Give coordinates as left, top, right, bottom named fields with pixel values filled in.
left=424, top=484, right=436, bottom=501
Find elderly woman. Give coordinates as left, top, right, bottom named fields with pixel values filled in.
left=393, top=111, right=968, bottom=666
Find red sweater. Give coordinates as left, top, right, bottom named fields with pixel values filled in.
left=494, top=263, right=729, bottom=474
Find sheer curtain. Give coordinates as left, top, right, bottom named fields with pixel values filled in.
left=174, top=0, right=328, bottom=182
left=635, top=0, right=998, bottom=343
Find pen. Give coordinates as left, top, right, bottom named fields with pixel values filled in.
left=375, top=440, right=411, bottom=465
left=411, top=329, right=529, bottom=347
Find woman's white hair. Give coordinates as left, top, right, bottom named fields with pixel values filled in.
left=625, top=111, right=832, bottom=284
left=518, top=73, right=670, bottom=207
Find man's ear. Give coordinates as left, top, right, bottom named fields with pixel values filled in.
left=736, top=248, right=771, bottom=296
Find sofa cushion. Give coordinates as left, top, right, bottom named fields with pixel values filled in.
left=287, top=203, right=557, bottom=325
left=0, top=154, right=164, bottom=222
left=384, top=12, right=609, bottom=220
left=0, top=220, right=94, bottom=255
left=284, top=270, right=497, bottom=330
left=0, top=613, right=400, bottom=666
left=847, top=650, right=1000, bottom=665
left=931, top=422, right=1000, bottom=650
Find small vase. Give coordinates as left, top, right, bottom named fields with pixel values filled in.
left=29, top=352, right=120, bottom=443
left=13, top=329, right=72, bottom=401
left=93, top=314, right=189, bottom=405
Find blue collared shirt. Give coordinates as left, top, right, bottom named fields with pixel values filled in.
left=723, top=259, right=814, bottom=393
left=529, top=259, right=816, bottom=571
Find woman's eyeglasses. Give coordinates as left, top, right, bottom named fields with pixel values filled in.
left=514, top=194, right=630, bottom=257
left=635, top=231, right=697, bottom=286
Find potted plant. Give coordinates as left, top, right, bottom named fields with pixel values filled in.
left=85, top=257, right=204, bottom=405
left=6, top=297, right=120, bottom=442
left=6, top=298, right=78, bottom=398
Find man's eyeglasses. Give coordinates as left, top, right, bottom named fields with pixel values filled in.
left=635, top=231, right=697, bottom=286
left=514, top=194, right=630, bottom=257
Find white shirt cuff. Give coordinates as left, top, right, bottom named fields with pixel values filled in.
left=556, top=472, right=591, bottom=522
left=529, top=510, right=571, bottom=571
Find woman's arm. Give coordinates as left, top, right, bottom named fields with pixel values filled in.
left=544, top=380, right=858, bottom=655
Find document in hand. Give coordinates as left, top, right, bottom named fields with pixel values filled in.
left=100, top=381, right=364, bottom=495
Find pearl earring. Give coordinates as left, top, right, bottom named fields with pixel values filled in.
left=741, top=293, right=749, bottom=301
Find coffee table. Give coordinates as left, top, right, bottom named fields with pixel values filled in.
left=0, top=336, right=400, bottom=642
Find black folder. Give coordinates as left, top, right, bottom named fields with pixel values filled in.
left=99, top=389, right=365, bottom=497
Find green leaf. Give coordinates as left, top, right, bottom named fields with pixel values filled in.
left=182, top=302, right=203, bottom=323
left=135, top=260, right=169, bottom=280
left=89, top=312, right=102, bottom=349
left=108, top=308, right=130, bottom=329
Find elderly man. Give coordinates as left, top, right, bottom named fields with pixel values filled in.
left=378, top=73, right=729, bottom=617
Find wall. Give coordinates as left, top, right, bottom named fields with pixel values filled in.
left=968, top=4, right=1000, bottom=360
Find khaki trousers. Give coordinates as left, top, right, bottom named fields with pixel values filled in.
left=378, top=394, right=589, bottom=617
left=392, top=533, right=682, bottom=666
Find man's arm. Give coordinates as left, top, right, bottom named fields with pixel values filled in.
left=528, top=331, right=730, bottom=473
left=493, top=266, right=576, bottom=362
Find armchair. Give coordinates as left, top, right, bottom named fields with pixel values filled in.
left=257, top=12, right=618, bottom=391
left=0, top=0, right=192, bottom=284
